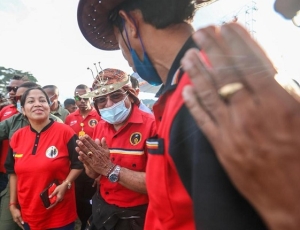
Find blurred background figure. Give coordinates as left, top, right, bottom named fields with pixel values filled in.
left=130, top=75, right=153, bottom=114
left=65, top=84, right=100, bottom=230
left=42, top=85, right=69, bottom=122
left=5, top=75, right=29, bottom=104
left=0, top=93, right=10, bottom=111
left=64, top=98, right=77, bottom=114
left=0, top=75, right=31, bottom=230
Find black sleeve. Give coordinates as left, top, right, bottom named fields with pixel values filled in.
left=67, top=134, right=84, bottom=169
left=169, top=105, right=267, bottom=230
left=4, top=145, right=15, bottom=174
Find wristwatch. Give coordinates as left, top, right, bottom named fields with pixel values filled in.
left=108, top=165, right=121, bottom=183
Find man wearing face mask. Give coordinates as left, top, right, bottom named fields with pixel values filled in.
left=76, top=68, right=156, bottom=230
left=77, top=0, right=269, bottom=229
left=42, top=85, right=70, bottom=122
left=0, top=81, right=63, bottom=230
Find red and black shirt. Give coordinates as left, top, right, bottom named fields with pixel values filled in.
left=145, top=37, right=266, bottom=230
left=93, top=104, right=156, bottom=208
left=5, top=120, right=83, bottom=230
left=65, top=108, right=101, bottom=137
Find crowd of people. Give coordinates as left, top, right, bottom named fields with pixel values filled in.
left=0, top=0, right=299, bottom=229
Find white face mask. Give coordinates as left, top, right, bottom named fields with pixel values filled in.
left=16, top=101, right=22, bottom=113
left=99, top=97, right=131, bottom=125
left=48, top=95, right=55, bottom=106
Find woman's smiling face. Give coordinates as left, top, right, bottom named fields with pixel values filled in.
left=22, top=89, right=50, bottom=122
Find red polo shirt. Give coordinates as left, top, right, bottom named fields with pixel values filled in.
left=65, top=108, right=100, bottom=137
left=6, top=121, right=83, bottom=230
left=93, top=104, right=156, bottom=208
left=0, top=104, right=18, bottom=173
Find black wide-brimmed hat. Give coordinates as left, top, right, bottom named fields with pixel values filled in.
left=77, top=0, right=217, bottom=51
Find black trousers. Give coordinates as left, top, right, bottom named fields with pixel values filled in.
left=87, top=192, right=147, bottom=230
left=75, top=171, right=97, bottom=230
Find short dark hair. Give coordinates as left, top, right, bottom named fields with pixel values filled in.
left=42, top=85, right=59, bottom=95
left=75, top=84, right=90, bottom=92
left=19, top=82, right=40, bottom=89
left=130, top=75, right=139, bottom=89
left=12, top=75, right=29, bottom=81
left=110, top=0, right=197, bottom=31
left=20, top=87, right=50, bottom=107
left=64, top=98, right=76, bottom=107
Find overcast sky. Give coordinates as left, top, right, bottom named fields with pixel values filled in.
left=0, top=0, right=299, bottom=101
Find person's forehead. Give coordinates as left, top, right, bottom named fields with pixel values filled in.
left=43, top=88, right=55, bottom=95
left=75, top=88, right=89, bottom=95
left=9, top=79, right=23, bottom=87
left=16, top=87, right=29, bottom=95
left=27, top=89, right=46, bottom=98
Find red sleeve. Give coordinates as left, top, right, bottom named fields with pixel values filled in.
left=64, top=114, right=70, bottom=125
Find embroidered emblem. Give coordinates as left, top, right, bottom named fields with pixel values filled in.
left=70, top=120, right=77, bottom=126
left=13, top=153, right=23, bottom=158
left=88, top=119, right=98, bottom=127
left=130, top=132, right=142, bottom=145
left=146, top=138, right=164, bottom=155
left=46, top=146, right=58, bottom=158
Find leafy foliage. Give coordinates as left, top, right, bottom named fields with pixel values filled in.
left=0, top=66, right=38, bottom=95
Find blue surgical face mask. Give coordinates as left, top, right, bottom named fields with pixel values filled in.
left=123, top=21, right=162, bottom=86
left=130, top=49, right=162, bottom=86
left=16, top=101, right=22, bottom=113
left=99, top=97, right=131, bottom=125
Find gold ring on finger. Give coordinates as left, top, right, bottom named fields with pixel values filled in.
left=218, top=82, right=244, bottom=100
left=87, top=151, right=93, bottom=157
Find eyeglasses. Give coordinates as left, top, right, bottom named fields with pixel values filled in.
left=6, top=86, right=19, bottom=93
left=94, top=91, right=127, bottom=106
left=74, top=95, right=89, bottom=101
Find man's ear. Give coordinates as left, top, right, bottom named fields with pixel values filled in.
left=119, top=10, right=139, bottom=39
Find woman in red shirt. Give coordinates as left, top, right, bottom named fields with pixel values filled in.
left=5, top=87, right=83, bottom=230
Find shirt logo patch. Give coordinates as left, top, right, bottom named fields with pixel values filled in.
left=46, top=146, right=58, bottom=158
left=88, top=119, right=98, bottom=127
left=13, top=153, right=23, bottom=158
left=70, top=120, right=77, bottom=126
left=146, top=138, right=164, bottom=155
left=130, top=132, right=142, bottom=145
left=4, top=111, right=12, bottom=117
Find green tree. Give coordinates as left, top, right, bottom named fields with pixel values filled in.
left=0, top=66, right=38, bottom=95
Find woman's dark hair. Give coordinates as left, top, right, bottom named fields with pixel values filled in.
left=20, top=87, right=50, bottom=107
left=109, top=0, right=197, bottom=31
left=19, top=82, right=40, bottom=89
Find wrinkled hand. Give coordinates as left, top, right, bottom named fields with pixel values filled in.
left=76, top=135, right=113, bottom=177
left=181, top=23, right=300, bottom=230
left=10, top=206, right=24, bottom=229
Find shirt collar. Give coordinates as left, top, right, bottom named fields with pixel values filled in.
left=156, top=36, right=198, bottom=97
left=29, top=119, right=54, bottom=133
